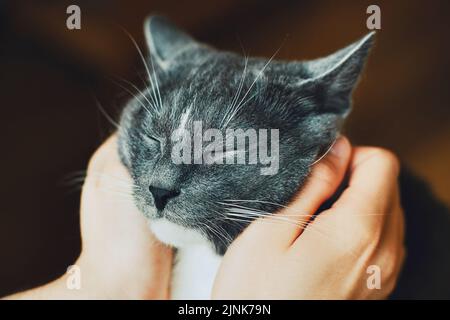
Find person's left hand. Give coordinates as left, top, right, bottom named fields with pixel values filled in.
left=212, top=137, right=405, bottom=299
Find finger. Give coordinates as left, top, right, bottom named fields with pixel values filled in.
left=84, top=135, right=129, bottom=190
left=86, top=135, right=119, bottom=177
left=372, top=192, right=405, bottom=297
left=80, top=134, right=145, bottom=231
left=291, top=147, right=401, bottom=254
left=329, top=147, right=400, bottom=230
left=282, top=136, right=352, bottom=217
left=336, top=147, right=400, bottom=208
left=244, top=136, right=352, bottom=248
left=81, top=135, right=136, bottom=215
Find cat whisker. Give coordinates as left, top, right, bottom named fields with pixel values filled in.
left=199, top=221, right=230, bottom=249
left=221, top=56, right=249, bottom=128
left=221, top=202, right=312, bottom=225
left=221, top=201, right=385, bottom=254
left=222, top=199, right=289, bottom=209
left=60, top=171, right=89, bottom=193
left=63, top=171, right=132, bottom=191
left=61, top=171, right=87, bottom=185
left=88, top=171, right=135, bottom=186
left=219, top=203, right=281, bottom=217
left=146, top=39, right=163, bottom=112
left=109, top=75, right=157, bottom=114
left=95, top=185, right=135, bottom=202
left=221, top=199, right=386, bottom=217
left=218, top=201, right=269, bottom=211
left=210, top=209, right=234, bottom=243
left=235, top=91, right=258, bottom=112
left=310, top=137, right=338, bottom=167
left=199, top=207, right=235, bottom=247
left=224, top=206, right=271, bottom=216
left=121, top=27, right=162, bottom=111
left=221, top=204, right=362, bottom=258
left=222, top=212, right=337, bottom=240
left=222, top=215, right=289, bottom=228
left=222, top=215, right=358, bottom=258
left=220, top=215, right=314, bottom=235
left=92, top=95, right=121, bottom=129
left=107, top=76, right=155, bottom=115
left=214, top=222, right=233, bottom=244
left=222, top=46, right=281, bottom=128
left=231, top=56, right=249, bottom=111
left=226, top=211, right=308, bottom=227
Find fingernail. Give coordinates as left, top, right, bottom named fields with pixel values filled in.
left=331, top=136, right=347, bottom=157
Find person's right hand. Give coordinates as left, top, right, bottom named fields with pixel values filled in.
left=77, top=135, right=173, bottom=299
left=4, top=136, right=173, bottom=300
left=212, top=137, right=405, bottom=299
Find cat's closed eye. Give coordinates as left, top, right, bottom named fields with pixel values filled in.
left=142, top=134, right=163, bottom=151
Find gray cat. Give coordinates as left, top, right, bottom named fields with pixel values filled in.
left=117, top=16, right=374, bottom=299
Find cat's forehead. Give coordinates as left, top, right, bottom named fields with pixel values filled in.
left=174, top=52, right=268, bottom=85
left=153, top=56, right=260, bottom=120
left=158, top=89, right=229, bottom=131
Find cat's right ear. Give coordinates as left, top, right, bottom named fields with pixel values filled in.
left=144, top=16, right=200, bottom=70
left=300, top=32, right=375, bottom=117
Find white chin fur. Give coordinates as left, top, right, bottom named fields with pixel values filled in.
left=149, top=218, right=207, bottom=248
left=148, top=217, right=222, bottom=299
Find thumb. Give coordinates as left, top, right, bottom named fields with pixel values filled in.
left=266, top=136, right=352, bottom=247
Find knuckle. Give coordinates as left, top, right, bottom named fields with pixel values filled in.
left=311, top=158, right=340, bottom=188
left=87, top=147, right=105, bottom=175
left=369, top=148, right=401, bottom=176
left=86, top=136, right=118, bottom=175
left=381, top=248, right=398, bottom=276
left=351, top=219, right=382, bottom=253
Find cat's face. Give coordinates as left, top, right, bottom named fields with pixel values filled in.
left=118, top=16, right=373, bottom=254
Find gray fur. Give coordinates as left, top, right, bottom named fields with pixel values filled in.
left=118, top=16, right=374, bottom=254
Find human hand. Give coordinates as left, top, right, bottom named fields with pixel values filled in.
left=212, top=136, right=405, bottom=299
left=75, top=135, right=173, bottom=299
left=5, top=136, right=173, bottom=300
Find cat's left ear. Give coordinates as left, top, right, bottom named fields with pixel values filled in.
left=301, top=32, right=375, bottom=116
left=144, top=15, right=201, bottom=70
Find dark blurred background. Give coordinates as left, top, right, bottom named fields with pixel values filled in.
left=0, top=0, right=449, bottom=296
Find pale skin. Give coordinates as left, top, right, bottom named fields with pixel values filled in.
left=213, top=136, right=405, bottom=299
left=3, top=135, right=405, bottom=299
left=5, top=136, right=173, bottom=299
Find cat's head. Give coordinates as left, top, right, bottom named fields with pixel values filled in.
left=118, top=16, right=374, bottom=254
